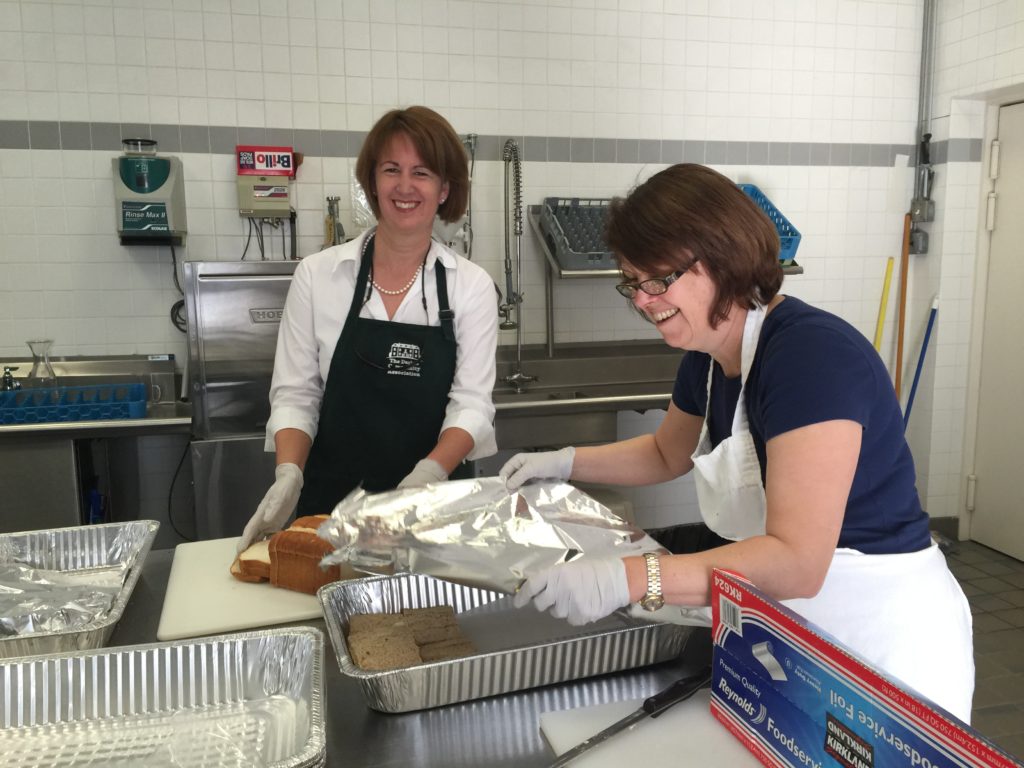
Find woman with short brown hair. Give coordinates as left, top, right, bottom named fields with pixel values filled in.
left=502, top=163, right=974, bottom=722
left=355, top=105, right=470, bottom=226
left=240, top=106, right=497, bottom=551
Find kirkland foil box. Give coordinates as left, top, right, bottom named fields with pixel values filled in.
left=709, top=569, right=1023, bottom=768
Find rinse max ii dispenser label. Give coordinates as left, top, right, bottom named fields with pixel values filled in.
left=112, top=138, right=188, bottom=246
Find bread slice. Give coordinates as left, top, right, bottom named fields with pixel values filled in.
left=348, top=612, right=408, bottom=635
left=345, top=605, right=475, bottom=668
left=290, top=514, right=329, bottom=532
left=347, top=627, right=421, bottom=671
left=230, top=539, right=271, bottom=583
left=411, top=623, right=463, bottom=645
left=419, top=638, right=476, bottom=663
left=401, top=605, right=457, bottom=628
left=269, top=529, right=342, bottom=595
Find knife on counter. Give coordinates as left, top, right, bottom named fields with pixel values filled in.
left=547, top=666, right=713, bottom=767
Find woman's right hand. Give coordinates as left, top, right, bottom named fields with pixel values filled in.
left=238, top=463, right=304, bottom=552
left=498, top=447, right=575, bottom=490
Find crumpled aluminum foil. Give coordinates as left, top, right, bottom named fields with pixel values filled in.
left=317, top=478, right=663, bottom=594
left=0, top=561, right=127, bottom=638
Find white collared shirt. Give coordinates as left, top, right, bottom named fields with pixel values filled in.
left=265, top=231, right=498, bottom=459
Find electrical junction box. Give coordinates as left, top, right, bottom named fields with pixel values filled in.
left=236, top=145, right=295, bottom=218
left=112, top=139, right=188, bottom=245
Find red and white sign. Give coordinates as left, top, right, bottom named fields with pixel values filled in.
left=236, top=145, right=295, bottom=177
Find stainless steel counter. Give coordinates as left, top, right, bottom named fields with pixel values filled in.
left=0, top=401, right=193, bottom=438
left=0, top=354, right=191, bottom=439
left=111, top=549, right=713, bottom=768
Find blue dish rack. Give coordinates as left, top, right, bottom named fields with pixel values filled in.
left=738, top=183, right=802, bottom=265
left=0, top=383, right=147, bottom=425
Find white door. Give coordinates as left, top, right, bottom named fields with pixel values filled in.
left=970, top=101, right=1024, bottom=559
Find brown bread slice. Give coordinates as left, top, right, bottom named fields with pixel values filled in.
left=401, top=605, right=457, bottom=628
left=348, top=612, right=408, bottom=635
left=411, top=623, right=463, bottom=645
left=269, top=529, right=346, bottom=594
left=230, top=540, right=271, bottom=583
left=419, top=638, right=476, bottom=663
left=347, top=627, right=422, bottom=670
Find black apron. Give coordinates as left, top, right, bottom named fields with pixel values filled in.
left=296, top=234, right=458, bottom=516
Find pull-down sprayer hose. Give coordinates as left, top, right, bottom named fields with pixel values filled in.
left=501, top=139, right=523, bottom=330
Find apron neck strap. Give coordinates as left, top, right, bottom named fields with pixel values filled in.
left=352, top=232, right=454, bottom=340
left=739, top=303, right=767, bottom=382
left=351, top=231, right=375, bottom=325
left=434, top=261, right=455, bottom=342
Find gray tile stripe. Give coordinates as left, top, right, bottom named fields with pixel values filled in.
left=0, top=121, right=981, bottom=166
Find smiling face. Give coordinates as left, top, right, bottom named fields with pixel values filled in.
left=621, top=256, right=721, bottom=353
left=373, top=133, right=449, bottom=240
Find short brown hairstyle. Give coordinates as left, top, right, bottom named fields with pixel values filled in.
left=355, top=106, right=469, bottom=224
left=605, top=164, right=783, bottom=328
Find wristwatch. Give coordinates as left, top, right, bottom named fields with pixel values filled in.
left=639, top=552, right=665, bottom=611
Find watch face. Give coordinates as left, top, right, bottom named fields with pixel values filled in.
left=641, top=594, right=665, bottom=611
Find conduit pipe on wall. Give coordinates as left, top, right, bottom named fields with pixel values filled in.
left=909, top=0, right=937, bottom=254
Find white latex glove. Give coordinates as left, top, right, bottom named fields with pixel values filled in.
left=499, top=447, right=575, bottom=490
left=513, top=555, right=631, bottom=625
left=397, top=458, right=448, bottom=489
left=238, top=463, right=304, bottom=553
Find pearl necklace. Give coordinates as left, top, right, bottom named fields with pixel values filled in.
left=372, top=265, right=422, bottom=296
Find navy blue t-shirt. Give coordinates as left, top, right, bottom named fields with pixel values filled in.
left=673, top=296, right=930, bottom=555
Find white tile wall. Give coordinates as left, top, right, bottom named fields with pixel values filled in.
left=3, top=0, right=1009, bottom=529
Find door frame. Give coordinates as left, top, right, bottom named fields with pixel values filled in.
left=960, top=93, right=1024, bottom=542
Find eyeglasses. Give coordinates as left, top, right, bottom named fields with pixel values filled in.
left=615, top=271, right=684, bottom=299
left=615, top=257, right=699, bottom=299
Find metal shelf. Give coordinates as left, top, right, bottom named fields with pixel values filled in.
left=528, top=205, right=803, bottom=277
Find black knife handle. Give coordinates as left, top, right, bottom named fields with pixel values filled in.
left=642, top=666, right=713, bottom=718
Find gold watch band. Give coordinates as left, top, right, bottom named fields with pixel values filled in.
left=640, top=552, right=664, bottom=611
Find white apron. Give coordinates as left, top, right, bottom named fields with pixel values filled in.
left=690, top=305, right=975, bottom=723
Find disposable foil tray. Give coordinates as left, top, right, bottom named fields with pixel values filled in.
left=0, top=628, right=326, bottom=768
left=0, top=521, right=158, bottom=658
left=319, top=573, right=691, bottom=713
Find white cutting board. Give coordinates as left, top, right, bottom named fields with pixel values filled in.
left=540, top=689, right=761, bottom=767
left=156, top=537, right=323, bottom=641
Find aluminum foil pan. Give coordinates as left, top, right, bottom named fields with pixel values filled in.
left=319, top=573, right=691, bottom=713
left=0, top=627, right=326, bottom=768
left=0, top=521, right=158, bottom=658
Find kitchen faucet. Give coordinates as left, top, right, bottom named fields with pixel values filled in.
left=500, top=138, right=536, bottom=393
left=1, top=366, right=20, bottom=391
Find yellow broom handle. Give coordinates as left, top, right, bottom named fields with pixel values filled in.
left=874, top=257, right=894, bottom=351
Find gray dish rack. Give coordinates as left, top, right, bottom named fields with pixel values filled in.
left=537, top=197, right=619, bottom=273
left=530, top=193, right=803, bottom=278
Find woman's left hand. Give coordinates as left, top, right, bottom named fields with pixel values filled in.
left=513, top=556, right=631, bottom=625
left=397, top=458, right=448, bottom=488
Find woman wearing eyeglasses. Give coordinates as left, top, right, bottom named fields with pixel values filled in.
left=500, top=163, right=973, bottom=722
left=238, top=107, right=497, bottom=552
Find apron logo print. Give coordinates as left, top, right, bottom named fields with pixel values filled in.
left=387, top=342, right=422, bottom=377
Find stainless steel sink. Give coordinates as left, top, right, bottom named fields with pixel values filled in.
left=492, top=341, right=681, bottom=449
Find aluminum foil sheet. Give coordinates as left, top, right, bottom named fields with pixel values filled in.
left=318, top=573, right=691, bottom=713
left=0, top=521, right=158, bottom=658
left=318, top=478, right=662, bottom=593
left=0, top=627, right=326, bottom=768
left=0, top=561, right=126, bottom=637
